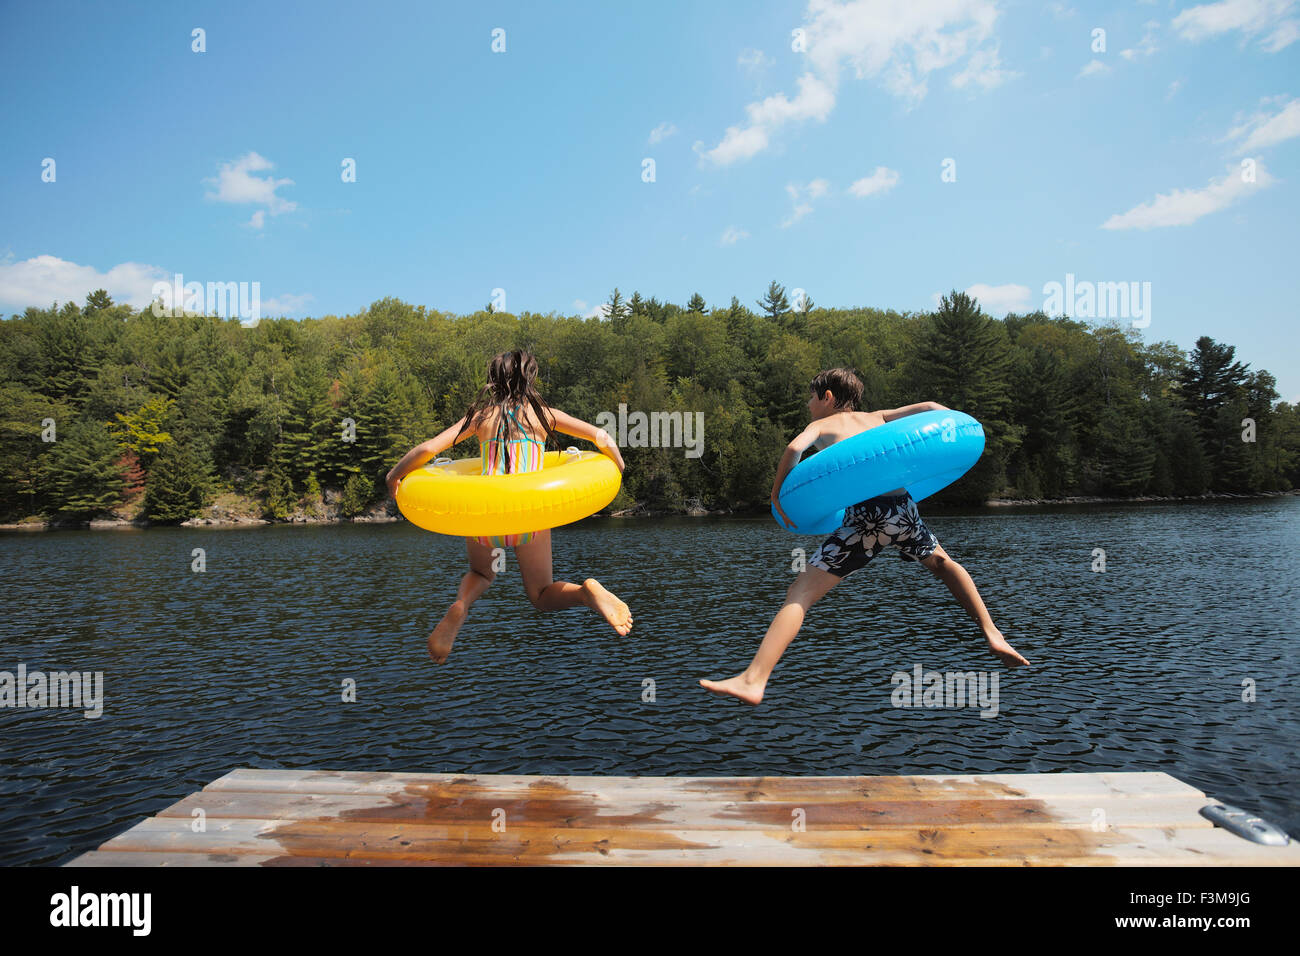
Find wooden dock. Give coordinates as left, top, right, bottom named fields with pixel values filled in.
left=66, top=769, right=1299, bottom=866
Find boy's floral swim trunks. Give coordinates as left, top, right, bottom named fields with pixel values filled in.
left=807, top=491, right=940, bottom=578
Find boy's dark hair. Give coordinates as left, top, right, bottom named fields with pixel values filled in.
left=809, top=368, right=864, bottom=410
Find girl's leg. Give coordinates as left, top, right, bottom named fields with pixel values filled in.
left=919, top=544, right=1030, bottom=667
left=513, top=529, right=633, bottom=635
left=428, top=539, right=497, bottom=663
left=699, top=566, right=841, bottom=705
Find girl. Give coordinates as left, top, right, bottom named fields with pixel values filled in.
left=386, top=349, right=633, bottom=663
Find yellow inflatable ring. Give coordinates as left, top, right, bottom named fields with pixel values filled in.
left=395, top=447, right=622, bottom=537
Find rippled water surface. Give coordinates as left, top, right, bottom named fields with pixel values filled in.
left=2, top=498, right=1298, bottom=865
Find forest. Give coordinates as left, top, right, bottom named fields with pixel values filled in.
left=1, top=282, right=1296, bottom=524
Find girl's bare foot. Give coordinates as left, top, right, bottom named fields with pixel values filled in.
left=428, top=600, right=468, bottom=664
left=984, top=627, right=1030, bottom=667
left=582, top=578, right=633, bottom=635
left=699, top=674, right=766, bottom=705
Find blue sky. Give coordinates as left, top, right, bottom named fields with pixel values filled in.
left=2, top=0, right=1298, bottom=400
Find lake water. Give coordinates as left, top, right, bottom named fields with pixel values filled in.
left=2, top=497, right=1298, bottom=866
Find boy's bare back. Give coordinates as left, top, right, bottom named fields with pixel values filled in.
left=808, top=407, right=933, bottom=497
left=809, top=409, right=889, bottom=450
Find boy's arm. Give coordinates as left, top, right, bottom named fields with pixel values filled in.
left=770, top=421, right=822, bottom=502
left=386, top=416, right=471, bottom=486
left=548, top=409, right=625, bottom=472
left=880, top=401, right=947, bottom=422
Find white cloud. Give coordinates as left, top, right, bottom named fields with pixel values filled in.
left=648, top=122, right=678, bottom=144
left=738, top=48, right=776, bottom=72
left=575, top=300, right=609, bottom=318
left=1172, top=0, right=1299, bottom=52
left=849, top=166, right=900, bottom=197
left=1077, top=58, right=1110, bottom=78
left=1166, top=78, right=1184, bottom=99
left=1223, top=96, right=1300, bottom=151
left=781, top=177, right=832, bottom=227
left=1120, top=20, right=1160, bottom=59
left=0, top=254, right=169, bottom=311
left=202, top=151, right=297, bottom=220
left=951, top=44, right=1019, bottom=89
left=697, top=124, right=771, bottom=166
left=1049, top=2, right=1075, bottom=18
left=1101, top=162, right=1275, bottom=229
left=701, top=0, right=1008, bottom=165
left=784, top=203, right=814, bottom=227
left=720, top=226, right=750, bottom=245
left=701, top=72, right=835, bottom=165
left=965, top=282, right=1031, bottom=315
left=247, top=210, right=265, bottom=229
left=262, top=293, right=313, bottom=315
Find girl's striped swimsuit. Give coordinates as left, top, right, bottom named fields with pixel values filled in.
left=470, top=404, right=545, bottom=548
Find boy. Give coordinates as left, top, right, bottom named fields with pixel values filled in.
left=700, top=368, right=1030, bottom=705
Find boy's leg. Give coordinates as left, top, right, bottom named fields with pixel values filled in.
left=699, top=565, right=842, bottom=705
left=428, top=539, right=498, bottom=663
left=919, top=544, right=1030, bottom=667
left=513, top=529, right=633, bottom=635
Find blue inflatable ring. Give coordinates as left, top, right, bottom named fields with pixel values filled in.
left=771, top=409, right=985, bottom=534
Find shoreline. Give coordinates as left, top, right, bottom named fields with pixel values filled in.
left=2, top=489, right=1294, bottom=532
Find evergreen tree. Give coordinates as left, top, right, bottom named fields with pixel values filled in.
left=757, top=281, right=791, bottom=322
left=687, top=292, right=707, bottom=313
left=1177, top=336, right=1249, bottom=483
left=606, top=288, right=630, bottom=323
left=261, top=460, right=296, bottom=519
left=85, top=289, right=114, bottom=313
left=270, top=367, right=332, bottom=487
left=913, top=290, right=1019, bottom=500
left=628, top=291, right=645, bottom=315
left=339, top=473, right=374, bottom=517
left=41, top=420, right=127, bottom=519
left=141, top=438, right=214, bottom=522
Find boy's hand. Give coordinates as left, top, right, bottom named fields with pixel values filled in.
left=772, top=497, right=797, bottom=530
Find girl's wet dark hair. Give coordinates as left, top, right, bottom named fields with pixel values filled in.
left=809, top=367, right=864, bottom=410
left=453, top=349, right=558, bottom=471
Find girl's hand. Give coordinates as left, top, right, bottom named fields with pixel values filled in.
left=595, top=429, right=625, bottom=473
left=386, top=473, right=401, bottom=499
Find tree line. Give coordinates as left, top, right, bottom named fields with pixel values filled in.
left=0, top=282, right=1295, bottom=524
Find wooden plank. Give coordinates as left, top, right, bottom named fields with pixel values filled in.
left=153, top=788, right=1217, bottom=831
left=204, top=769, right=1207, bottom=801
left=67, top=770, right=1297, bottom=867
left=64, top=851, right=434, bottom=867
left=92, top=816, right=1300, bottom=866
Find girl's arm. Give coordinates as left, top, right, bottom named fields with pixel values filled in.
left=548, top=409, right=625, bottom=472
left=385, top=416, right=472, bottom=494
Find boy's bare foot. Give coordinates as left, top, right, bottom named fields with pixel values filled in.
left=428, top=600, right=468, bottom=664
left=582, top=578, right=633, bottom=635
left=699, top=674, right=766, bottom=705
left=984, top=627, right=1031, bottom=667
